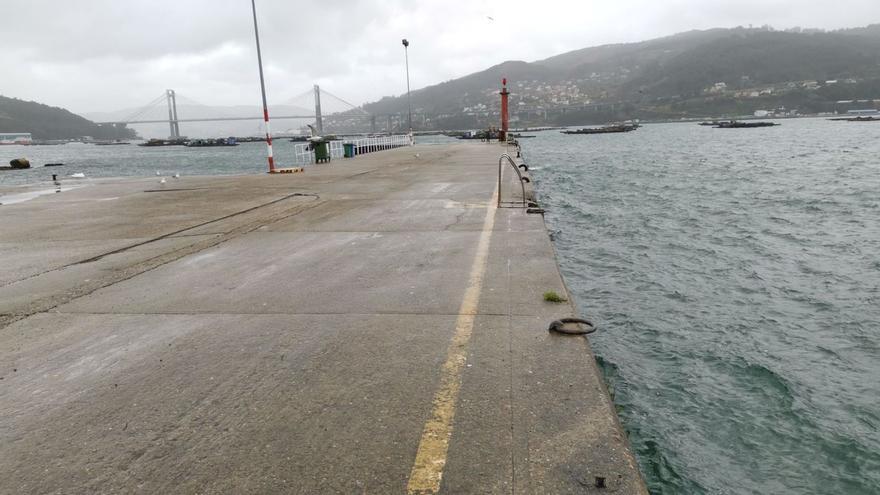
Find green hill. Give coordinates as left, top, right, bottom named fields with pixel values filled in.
left=618, top=29, right=880, bottom=98
left=0, top=95, right=136, bottom=140
left=364, top=25, right=880, bottom=127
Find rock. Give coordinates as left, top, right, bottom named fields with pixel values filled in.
left=9, top=158, right=30, bottom=169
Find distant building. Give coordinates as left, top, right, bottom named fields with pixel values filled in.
left=754, top=110, right=771, bottom=117
left=705, top=82, right=728, bottom=94
left=0, top=133, right=32, bottom=145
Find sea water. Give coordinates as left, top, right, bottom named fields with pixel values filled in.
left=527, top=118, right=879, bottom=494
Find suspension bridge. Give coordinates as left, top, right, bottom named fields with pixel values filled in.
left=97, top=86, right=390, bottom=138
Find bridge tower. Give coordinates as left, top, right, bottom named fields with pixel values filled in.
left=165, top=89, right=180, bottom=139
left=314, top=85, right=323, bottom=135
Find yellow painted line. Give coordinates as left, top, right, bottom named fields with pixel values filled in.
left=406, top=185, right=499, bottom=494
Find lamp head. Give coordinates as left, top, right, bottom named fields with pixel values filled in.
left=402, top=39, right=409, bottom=47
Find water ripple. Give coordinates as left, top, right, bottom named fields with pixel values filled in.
left=529, top=119, right=880, bottom=494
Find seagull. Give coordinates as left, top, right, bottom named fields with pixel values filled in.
left=159, top=177, right=166, bottom=185
left=487, top=16, right=494, bottom=21
left=156, top=171, right=161, bottom=176
left=414, top=153, right=420, bottom=158
left=173, top=173, right=180, bottom=179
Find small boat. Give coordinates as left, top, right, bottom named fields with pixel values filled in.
left=93, top=141, right=130, bottom=145
left=561, top=123, right=639, bottom=135
left=713, top=121, right=779, bottom=128
left=184, top=137, right=239, bottom=147
left=829, top=116, right=880, bottom=122
left=138, top=138, right=188, bottom=147
left=450, top=129, right=500, bottom=140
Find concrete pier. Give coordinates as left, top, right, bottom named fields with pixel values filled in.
left=0, top=143, right=646, bottom=494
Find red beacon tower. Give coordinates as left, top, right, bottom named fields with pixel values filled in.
left=499, top=78, right=510, bottom=142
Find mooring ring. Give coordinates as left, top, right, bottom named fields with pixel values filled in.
left=548, top=318, right=597, bottom=335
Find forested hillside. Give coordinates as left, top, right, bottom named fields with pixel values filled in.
left=364, top=25, right=880, bottom=126
left=0, top=95, right=136, bottom=140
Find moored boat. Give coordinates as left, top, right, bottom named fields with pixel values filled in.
left=713, top=121, right=779, bottom=128
left=138, top=138, right=189, bottom=147
left=828, top=116, right=880, bottom=122
left=562, top=123, right=639, bottom=134
left=184, top=137, right=239, bottom=147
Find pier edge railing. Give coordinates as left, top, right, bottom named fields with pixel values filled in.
left=292, top=134, right=411, bottom=166
left=497, top=152, right=529, bottom=208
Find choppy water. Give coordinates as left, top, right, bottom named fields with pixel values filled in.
left=527, top=119, right=880, bottom=494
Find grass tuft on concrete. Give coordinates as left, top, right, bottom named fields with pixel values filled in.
left=543, top=291, right=567, bottom=303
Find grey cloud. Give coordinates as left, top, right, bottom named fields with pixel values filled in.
left=2, top=0, right=878, bottom=113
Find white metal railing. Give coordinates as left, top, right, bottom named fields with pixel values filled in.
left=351, top=134, right=411, bottom=155
left=329, top=140, right=344, bottom=159
left=293, top=143, right=313, bottom=165
left=291, top=135, right=412, bottom=166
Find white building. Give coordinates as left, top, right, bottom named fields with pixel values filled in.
left=0, top=133, right=32, bottom=145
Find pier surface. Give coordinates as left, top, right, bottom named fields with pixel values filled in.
left=0, top=143, right=646, bottom=494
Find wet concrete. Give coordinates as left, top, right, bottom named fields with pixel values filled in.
left=0, top=143, right=646, bottom=494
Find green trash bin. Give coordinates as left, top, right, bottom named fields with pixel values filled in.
left=314, top=141, right=330, bottom=163
left=343, top=143, right=355, bottom=158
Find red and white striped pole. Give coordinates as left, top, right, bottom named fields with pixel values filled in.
left=250, top=0, right=275, bottom=173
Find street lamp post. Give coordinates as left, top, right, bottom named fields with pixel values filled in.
left=251, top=0, right=275, bottom=173
left=402, top=39, right=412, bottom=142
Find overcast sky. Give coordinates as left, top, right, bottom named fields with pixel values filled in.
left=2, top=0, right=879, bottom=114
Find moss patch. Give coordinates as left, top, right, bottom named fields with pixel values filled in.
left=543, top=291, right=567, bottom=303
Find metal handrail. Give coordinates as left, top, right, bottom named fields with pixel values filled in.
left=292, top=134, right=410, bottom=165
left=498, top=153, right=527, bottom=208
